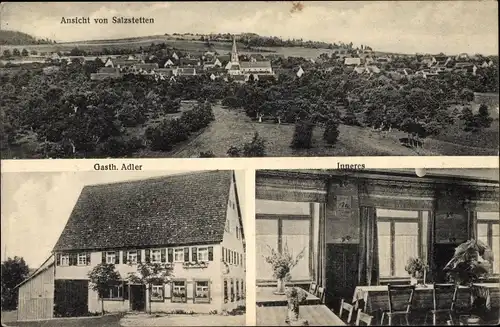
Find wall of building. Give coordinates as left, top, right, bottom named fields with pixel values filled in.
left=17, top=264, right=55, bottom=321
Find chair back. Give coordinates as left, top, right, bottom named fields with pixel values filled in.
left=309, top=282, right=317, bottom=295
left=433, top=283, right=458, bottom=311
left=316, top=286, right=325, bottom=303
left=339, top=298, right=354, bottom=324
left=355, top=309, right=373, bottom=326
left=387, top=284, right=415, bottom=313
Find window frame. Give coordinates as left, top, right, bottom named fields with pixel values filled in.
left=60, top=254, right=70, bottom=266
left=127, top=250, right=138, bottom=264
left=106, top=251, right=116, bottom=264
left=150, top=284, right=164, bottom=302
left=102, top=284, right=123, bottom=301
left=377, top=210, right=423, bottom=280
left=151, top=249, right=161, bottom=263
left=193, top=279, right=210, bottom=303
left=476, top=212, right=500, bottom=276
left=77, top=253, right=87, bottom=266
left=174, top=249, right=184, bottom=263
left=197, top=247, right=209, bottom=262
left=171, top=279, right=187, bottom=303
left=256, top=213, right=313, bottom=282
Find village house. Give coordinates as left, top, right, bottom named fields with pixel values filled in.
left=90, top=67, right=122, bottom=80
left=225, top=37, right=274, bottom=78
left=344, top=57, right=362, bottom=66
left=15, top=171, right=245, bottom=320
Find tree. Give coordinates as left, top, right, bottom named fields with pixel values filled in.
left=227, top=146, right=241, bottom=157
left=1, top=257, right=30, bottom=310
left=342, top=106, right=360, bottom=126
left=199, top=150, right=216, bottom=157
left=291, top=120, right=314, bottom=149
left=30, top=50, right=38, bottom=56
left=127, top=262, right=172, bottom=314
left=242, top=132, right=266, bottom=157
left=88, top=263, right=121, bottom=315
left=459, top=88, right=475, bottom=103
left=460, top=107, right=477, bottom=131
left=12, top=48, right=20, bottom=56
left=21, top=48, right=29, bottom=57
left=475, top=104, right=492, bottom=128
left=3, top=49, right=11, bottom=57
left=323, top=119, right=340, bottom=147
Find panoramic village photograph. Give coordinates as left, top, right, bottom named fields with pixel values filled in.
left=254, top=168, right=499, bottom=326
left=0, top=1, right=498, bottom=159
left=1, top=170, right=247, bottom=326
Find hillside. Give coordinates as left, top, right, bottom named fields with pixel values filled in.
left=0, top=30, right=53, bottom=45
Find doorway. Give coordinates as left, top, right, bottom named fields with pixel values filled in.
left=325, top=243, right=359, bottom=310
left=130, top=285, right=145, bottom=311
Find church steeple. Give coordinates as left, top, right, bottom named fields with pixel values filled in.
left=231, top=36, right=239, bottom=63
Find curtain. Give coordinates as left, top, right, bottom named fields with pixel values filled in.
left=468, top=210, right=477, bottom=240
left=358, top=206, right=379, bottom=286
left=316, top=204, right=325, bottom=287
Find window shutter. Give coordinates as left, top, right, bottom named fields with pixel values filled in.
left=69, top=253, right=76, bottom=266
left=56, top=253, right=61, bottom=266
left=145, top=249, right=151, bottom=263
left=86, top=252, right=91, bottom=265
left=161, top=249, right=166, bottom=263
left=184, top=247, right=189, bottom=262
left=208, top=247, right=214, bottom=261
left=123, top=282, right=129, bottom=300
left=114, top=251, right=119, bottom=264
left=168, top=248, right=173, bottom=263
left=137, top=250, right=142, bottom=263
left=102, top=252, right=106, bottom=264
left=123, top=251, right=127, bottom=264
left=192, top=247, right=197, bottom=262
left=221, top=247, right=224, bottom=262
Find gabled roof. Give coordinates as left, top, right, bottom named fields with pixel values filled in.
left=15, top=255, right=55, bottom=289
left=240, top=61, right=272, bottom=69
left=53, top=171, right=234, bottom=251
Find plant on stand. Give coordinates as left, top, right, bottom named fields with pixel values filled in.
left=444, top=239, right=494, bottom=321
left=404, top=257, right=428, bottom=285
left=285, top=287, right=309, bottom=326
left=264, top=242, right=305, bottom=295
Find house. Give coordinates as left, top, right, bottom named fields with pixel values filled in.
left=203, top=58, right=222, bottom=70
left=255, top=169, right=500, bottom=312
left=90, top=67, right=122, bottom=80
left=104, top=58, right=139, bottom=69
left=172, top=52, right=179, bottom=60
left=164, top=59, right=174, bottom=67
left=180, top=58, right=201, bottom=67
left=344, top=57, right=361, bottom=66
left=296, top=66, right=305, bottom=78
left=177, top=67, right=197, bottom=76
left=240, top=61, right=273, bottom=74
left=25, top=171, right=245, bottom=317
left=133, top=63, right=159, bottom=74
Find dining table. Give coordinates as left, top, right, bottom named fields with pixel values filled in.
left=352, top=283, right=500, bottom=314
left=257, top=304, right=346, bottom=326
left=256, top=287, right=321, bottom=307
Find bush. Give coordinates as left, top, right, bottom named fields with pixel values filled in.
left=227, top=146, right=241, bottom=157
left=291, top=120, right=314, bottom=149
left=243, top=132, right=266, bottom=157
left=323, top=119, right=340, bottom=146
left=97, top=135, right=144, bottom=157
left=199, top=150, right=215, bottom=157
left=145, top=119, right=189, bottom=152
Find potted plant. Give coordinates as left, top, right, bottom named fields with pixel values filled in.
left=404, top=257, right=427, bottom=285
left=285, top=287, right=309, bottom=326
left=443, top=239, right=494, bottom=321
left=264, top=242, right=305, bottom=295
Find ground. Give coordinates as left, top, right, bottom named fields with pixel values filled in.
left=167, top=104, right=498, bottom=157
left=1, top=311, right=244, bottom=327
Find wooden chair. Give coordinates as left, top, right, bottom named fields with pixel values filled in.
left=316, top=286, right=325, bottom=303
left=339, top=298, right=355, bottom=324
left=356, top=309, right=373, bottom=326
left=309, top=282, right=317, bottom=295
left=380, top=284, right=415, bottom=326
left=425, top=283, right=458, bottom=326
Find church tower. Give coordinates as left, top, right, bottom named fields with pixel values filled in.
left=231, top=36, right=239, bottom=63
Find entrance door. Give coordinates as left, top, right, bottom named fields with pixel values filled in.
left=325, top=243, right=359, bottom=310
left=130, top=285, right=145, bottom=311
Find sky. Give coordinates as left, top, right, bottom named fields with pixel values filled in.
left=0, top=1, right=498, bottom=55
left=1, top=170, right=246, bottom=268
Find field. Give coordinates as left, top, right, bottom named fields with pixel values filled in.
left=167, top=105, right=499, bottom=158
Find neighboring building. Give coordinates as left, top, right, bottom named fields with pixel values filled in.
left=90, top=67, right=122, bottom=80
left=344, top=57, right=361, bottom=66
left=226, top=37, right=273, bottom=76
left=32, top=171, right=246, bottom=317
left=164, top=59, right=174, bottom=67
left=177, top=67, right=197, bottom=76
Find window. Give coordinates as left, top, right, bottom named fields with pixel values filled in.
left=172, top=280, right=187, bottom=303
left=230, top=279, right=235, bottom=302
left=151, top=249, right=161, bottom=263
left=174, top=249, right=184, bottom=262
left=127, top=251, right=138, bottom=264
left=106, top=251, right=116, bottom=264
left=194, top=280, right=210, bottom=303
left=377, top=209, right=422, bottom=278
left=241, top=279, right=245, bottom=299
left=197, top=247, right=209, bottom=262
left=236, top=280, right=240, bottom=300
left=151, top=284, right=164, bottom=301
left=477, top=212, right=500, bottom=274
left=60, top=254, right=70, bottom=266
left=77, top=253, right=87, bottom=265
left=103, top=285, right=123, bottom=300
left=236, top=226, right=240, bottom=239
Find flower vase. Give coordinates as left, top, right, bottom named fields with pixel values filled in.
left=274, top=278, right=286, bottom=295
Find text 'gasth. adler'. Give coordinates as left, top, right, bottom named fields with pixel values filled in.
left=94, top=163, right=143, bottom=171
